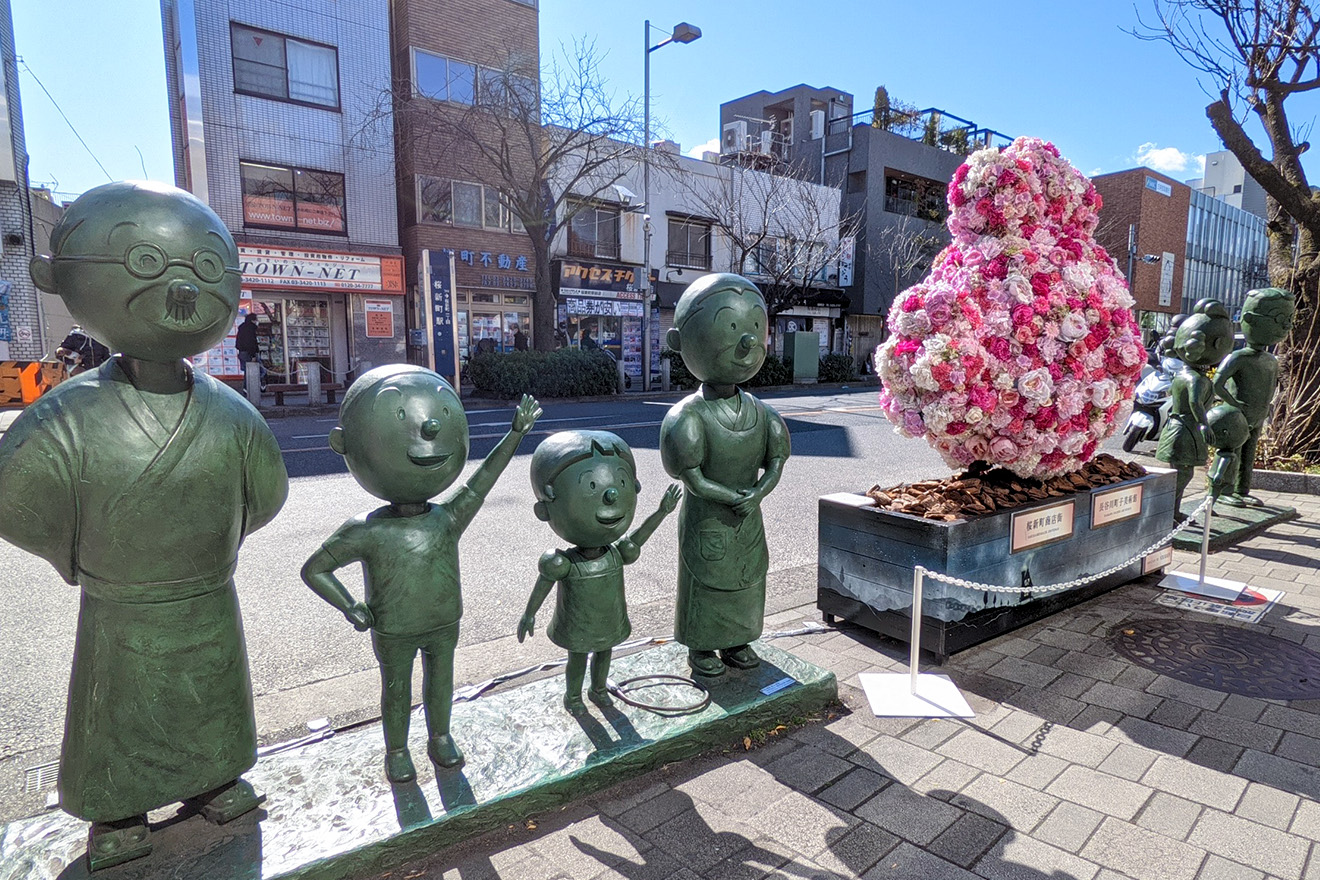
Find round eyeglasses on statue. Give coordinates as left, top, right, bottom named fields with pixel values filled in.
left=53, top=243, right=242, bottom=284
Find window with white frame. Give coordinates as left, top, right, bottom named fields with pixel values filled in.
left=231, top=23, right=338, bottom=108
left=413, top=49, right=475, bottom=104
left=567, top=200, right=620, bottom=260
left=417, top=176, right=513, bottom=231
left=666, top=218, right=712, bottom=270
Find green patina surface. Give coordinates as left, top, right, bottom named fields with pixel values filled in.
left=0, top=641, right=835, bottom=880
left=1173, top=498, right=1299, bottom=553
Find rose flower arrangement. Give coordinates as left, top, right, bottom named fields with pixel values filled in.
left=876, top=137, right=1145, bottom=480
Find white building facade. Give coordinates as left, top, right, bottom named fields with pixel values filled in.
left=161, top=0, right=404, bottom=387
left=548, top=146, right=846, bottom=384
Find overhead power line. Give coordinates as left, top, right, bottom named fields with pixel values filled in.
left=19, top=59, right=113, bottom=182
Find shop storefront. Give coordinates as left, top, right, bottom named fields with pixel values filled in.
left=194, top=245, right=405, bottom=384
left=774, top=304, right=844, bottom=358
left=412, top=245, right=538, bottom=360
left=554, top=259, right=645, bottom=380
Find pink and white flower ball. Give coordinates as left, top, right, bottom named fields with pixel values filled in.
left=876, top=137, right=1144, bottom=480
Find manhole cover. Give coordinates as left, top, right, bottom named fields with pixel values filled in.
left=1111, top=619, right=1320, bottom=700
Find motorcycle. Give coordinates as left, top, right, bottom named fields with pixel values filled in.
left=1122, top=356, right=1181, bottom=452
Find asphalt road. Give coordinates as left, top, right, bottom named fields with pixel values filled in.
left=0, top=385, right=963, bottom=819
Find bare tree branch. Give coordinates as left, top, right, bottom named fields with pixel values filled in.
left=366, top=38, right=645, bottom=351
left=1135, top=0, right=1320, bottom=461
left=676, top=164, right=861, bottom=318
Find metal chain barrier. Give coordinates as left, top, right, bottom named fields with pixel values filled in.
left=922, top=496, right=1213, bottom=596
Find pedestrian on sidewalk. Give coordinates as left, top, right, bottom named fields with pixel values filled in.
left=235, top=313, right=259, bottom=372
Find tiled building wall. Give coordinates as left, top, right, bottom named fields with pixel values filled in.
left=0, top=0, right=40, bottom=359
left=192, top=0, right=397, bottom=248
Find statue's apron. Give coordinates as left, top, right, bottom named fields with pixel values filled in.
left=674, top=392, right=769, bottom=651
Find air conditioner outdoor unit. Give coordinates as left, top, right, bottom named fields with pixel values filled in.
left=809, top=109, right=825, bottom=139
left=722, top=121, right=748, bottom=154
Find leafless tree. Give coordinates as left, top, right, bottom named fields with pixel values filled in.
left=1135, top=1, right=1320, bottom=460
left=873, top=214, right=945, bottom=308
left=378, top=39, right=645, bottom=351
left=679, top=166, right=863, bottom=318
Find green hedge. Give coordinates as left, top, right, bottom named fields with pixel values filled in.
left=818, top=353, right=856, bottom=383
left=467, top=349, right=619, bottom=399
left=661, top=348, right=793, bottom=390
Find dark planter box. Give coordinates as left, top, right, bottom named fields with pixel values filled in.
left=817, top=468, right=1177, bottom=660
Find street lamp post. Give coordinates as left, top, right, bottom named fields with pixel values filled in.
left=643, top=19, right=700, bottom=390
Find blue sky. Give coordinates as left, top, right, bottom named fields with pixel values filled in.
left=13, top=0, right=1318, bottom=201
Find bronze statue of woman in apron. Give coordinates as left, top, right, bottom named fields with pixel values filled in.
left=660, top=275, right=790, bottom=677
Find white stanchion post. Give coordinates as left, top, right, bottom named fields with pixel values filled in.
left=306, top=361, right=321, bottom=404
left=245, top=361, right=261, bottom=406
left=910, top=565, right=925, bottom=696
left=1198, top=499, right=1213, bottom=590
left=617, top=359, right=627, bottom=393
left=858, top=561, right=973, bottom=718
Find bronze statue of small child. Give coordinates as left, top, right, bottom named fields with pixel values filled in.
left=1156, top=298, right=1237, bottom=513
left=1211, top=287, right=1296, bottom=507
left=518, top=431, right=680, bottom=713
left=301, top=366, right=540, bottom=781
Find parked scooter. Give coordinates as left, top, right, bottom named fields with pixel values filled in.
left=1123, top=356, right=1180, bottom=452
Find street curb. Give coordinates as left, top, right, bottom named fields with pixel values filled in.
left=1250, top=468, right=1320, bottom=495
left=461, top=377, right=880, bottom=406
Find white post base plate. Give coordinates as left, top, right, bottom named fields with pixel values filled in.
left=858, top=672, right=976, bottom=718
left=1159, top=570, right=1247, bottom=602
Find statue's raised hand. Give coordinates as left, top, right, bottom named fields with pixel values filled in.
left=660, top=483, right=682, bottom=514
left=512, top=394, right=542, bottom=436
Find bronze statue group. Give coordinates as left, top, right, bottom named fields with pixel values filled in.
left=1153, top=291, right=1295, bottom=514
left=0, top=183, right=789, bottom=870
left=0, top=180, right=1291, bottom=873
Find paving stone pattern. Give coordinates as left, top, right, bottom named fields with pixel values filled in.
left=372, top=491, right=1320, bottom=879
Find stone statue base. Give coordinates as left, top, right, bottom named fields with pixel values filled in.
left=1171, top=497, right=1299, bottom=553
left=0, top=642, right=835, bottom=880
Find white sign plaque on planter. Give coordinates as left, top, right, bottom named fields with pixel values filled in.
left=1092, top=483, right=1144, bottom=528
left=1142, top=545, right=1174, bottom=574
left=1010, top=500, right=1075, bottom=553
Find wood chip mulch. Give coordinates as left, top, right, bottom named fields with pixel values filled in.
left=866, top=454, right=1148, bottom=522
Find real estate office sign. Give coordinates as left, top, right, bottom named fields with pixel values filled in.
left=238, top=246, right=405, bottom=294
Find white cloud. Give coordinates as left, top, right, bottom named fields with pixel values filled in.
left=1134, top=142, right=1206, bottom=176
left=685, top=137, right=720, bottom=159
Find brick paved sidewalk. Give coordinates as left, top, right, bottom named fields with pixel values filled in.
left=373, top=489, right=1320, bottom=880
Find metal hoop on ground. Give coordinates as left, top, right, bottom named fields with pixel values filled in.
left=608, top=674, right=712, bottom=716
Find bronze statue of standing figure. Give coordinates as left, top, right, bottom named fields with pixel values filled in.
left=1155, top=298, right=1236, bottom=513
left=0, top=182, right=288, bottom=870
left=518, top=431, right=679, bottom=712
left=660, top=274, right=791, bottom=678
left=1211, top=287, right=1296, bottom=506
left=301, top=367, right=539, bottom=782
